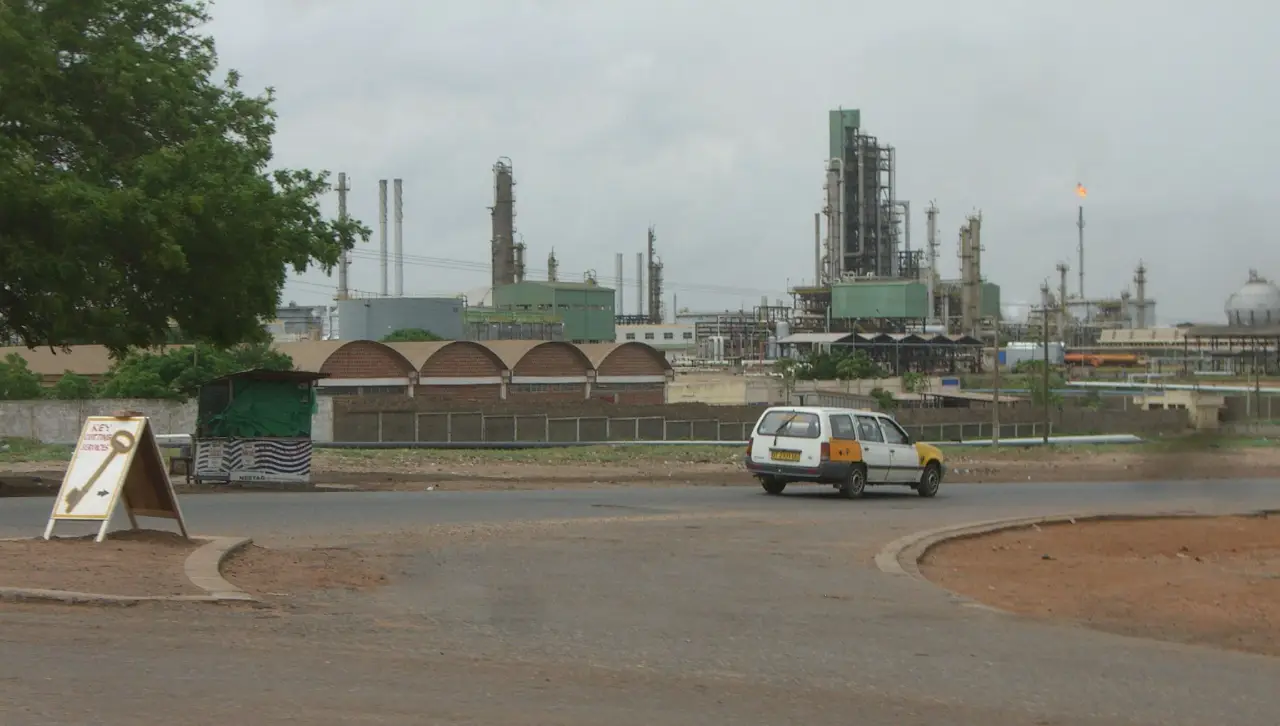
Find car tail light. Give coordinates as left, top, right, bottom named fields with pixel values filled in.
left=745, top=439, right=753, bottom=456
left=820, top=442, right=830, bottom=462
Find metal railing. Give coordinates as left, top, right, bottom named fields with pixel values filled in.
left=333, top=412, right=1063, bottom=446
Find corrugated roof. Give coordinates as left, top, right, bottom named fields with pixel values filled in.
left=383, top=341, right=454, bottom=371
left=272, top=340, right=346, bottom=372
left=471, top=340, right=546, bottom=369
left=778, top=333, right=855, bottom=344
left=1184, top=324, right=1280, bottom=338
left=576, top=342, right=674, bottom=371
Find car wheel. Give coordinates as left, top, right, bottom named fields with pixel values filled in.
left=760, top=476, right=786, bottom=495
left=916, top=462, right=941, bottom=498
left=839, top=465, right=866, bottom=499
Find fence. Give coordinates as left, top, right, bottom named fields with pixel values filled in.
left=332, top=410, right=1164, bottom=445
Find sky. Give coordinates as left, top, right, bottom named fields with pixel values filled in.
left=204, top=0, right=1280, bottom=325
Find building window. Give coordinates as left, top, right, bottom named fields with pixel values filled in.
left=644, top=333, right=655, bottom=340
left=682, top=332, right=693, bottom=339
left=625, top=333, right=636, bottom=340
left=510, top=383, right=582, bottom=393
left=663, top=332, right=674, bottom=340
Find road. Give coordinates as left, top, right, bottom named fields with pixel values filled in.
left=1, top=479, right=1278, bottom=725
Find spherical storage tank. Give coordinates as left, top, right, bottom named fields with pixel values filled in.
left=1225, top=270, right=1280, bottom=326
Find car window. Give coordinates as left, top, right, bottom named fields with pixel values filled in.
left=879, top=417, right=910, bottom=445
left=855, top=415, right=884, bottom=443
left=829, top=414, right=856, bottom=439
left=756, top=410, right=821, bottom=439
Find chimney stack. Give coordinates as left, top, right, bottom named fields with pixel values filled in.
left=393, top=179, right=403, bottom=297
left=378, top=179, right=388, bottom=296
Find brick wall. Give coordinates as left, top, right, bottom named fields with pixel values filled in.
left=412, top=383, right=503, bottom=402
left=596, top=345, right=666, bottom=376
left=592, top=383, right=666, bottom=405
left=420, top=342, right=503, bottom=378
left=513, top=343, right=589, bottom=377
left=320, top=341, right=411, bottom=378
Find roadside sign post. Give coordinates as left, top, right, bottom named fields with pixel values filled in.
left=44, top=413, right=189, bottom=543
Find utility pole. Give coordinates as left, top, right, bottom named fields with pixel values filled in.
left=336, top=172, right=350, bottom=300
left=1042, top=303, right=1051, bottom=444
left=992, top=318, right=1001, bottom=446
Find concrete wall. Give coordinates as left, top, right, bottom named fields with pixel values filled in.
left=0, top=399, right=197, bottom=444
left=337, top=297, right=465, bottom=341
left=0, top=397, right=339, bottom=445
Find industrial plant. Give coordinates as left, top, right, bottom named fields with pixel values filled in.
left=267, top=105, right=1226, bottom=379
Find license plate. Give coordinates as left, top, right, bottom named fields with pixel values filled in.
left=770, top=449, right=801, bottom=462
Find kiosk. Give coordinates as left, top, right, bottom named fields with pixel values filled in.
left=193, top=369, right=326, bottom=485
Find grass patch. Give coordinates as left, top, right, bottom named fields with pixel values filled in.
left=0, top=438, right=74, bottom=464
left=316, top=444, right=743, bottom=466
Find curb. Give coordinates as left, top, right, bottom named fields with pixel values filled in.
left=875, top=509, right=1276, bottom=618
left=874, top=509, right=1247, bottom=580
left=0, top=535, right=261, bottom=606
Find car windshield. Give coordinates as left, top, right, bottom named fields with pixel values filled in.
left=756, top=411, right=821, bottom=439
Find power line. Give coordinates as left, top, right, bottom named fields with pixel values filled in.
left=340, top=248, right=784, bottom=298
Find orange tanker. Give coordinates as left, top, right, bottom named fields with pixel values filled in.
left=1063, top=352, right=1145, bottom=368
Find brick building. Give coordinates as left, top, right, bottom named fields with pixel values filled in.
left=578, top=342, right=671, bottom=405
left=0, top=340, right=672, bottom=404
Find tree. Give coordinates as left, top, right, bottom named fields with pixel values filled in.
left=773, top=358, right=799, bottom=403
left=1023, top=371, right=1066, bottom=409
left=98, top=342, right=293, bottom=399
left=381, top=328, right=444, bottom=343
left=51, top=371, right=96, bottom=399
left=901, top=371, right=929, bottom=394
left=0, top=353, right=44, bottom=400
left=869, top=387, right=897, bottom=411
left=835, top=351, right=880, bottom=391
left=0, top=0, right=370, bottom=353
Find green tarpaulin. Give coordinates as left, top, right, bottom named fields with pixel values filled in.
left=199, top=378, right=316, bottom=439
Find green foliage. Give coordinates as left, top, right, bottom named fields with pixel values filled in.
left=1080, top=389, right=1104, bottom=411
left=51, top=371, right=96, bottom=399
left=381, top=328, right=444, bottom=343
left=869, top=387, right=897, bottom=411
left=797, top=350, right=885, bottom=381
left=1022, top=370, right=1067, bottom=408
left=0, top=0, right=370, bottom=353
left=901, top=371, right=929, bottom=393
left=98, top=343, right=293, bottom=400
left=0, top=353, right=44, bottom=400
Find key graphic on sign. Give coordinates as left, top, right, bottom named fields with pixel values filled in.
left=64, top=429, right=136, bottom=513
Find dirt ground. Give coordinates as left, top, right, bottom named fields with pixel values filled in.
left=921, top=514, right=1280, bottom=657
left=3, top=442, right=1280, bottom=494
left=0, top=530, right=201, bottom=597
left=221, top=544, right=396, bottom=601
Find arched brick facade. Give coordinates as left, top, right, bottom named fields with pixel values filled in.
left=319, top=341, right=414, bottom=379
left=413, top=341, right=505, bottom=402
left=593, top=343, right=669, bottom=377
left=511, top=342, right=591, bottom=377
left=590, top=342, right=669, bottom=405
left=508, top=342, right=591, bottom=402
left=419, top=342, right=504, bottom=378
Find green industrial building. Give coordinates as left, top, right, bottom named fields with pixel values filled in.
left=491, top=281, right=615, bottom=343
left=831, top=280, right=1001, bottom=322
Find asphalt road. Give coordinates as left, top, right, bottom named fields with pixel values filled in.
left=1, top=478, right=1278, bottom=726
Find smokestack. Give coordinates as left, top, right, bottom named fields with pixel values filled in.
left=636, top=252, right=644, bottom=317
left=615, top=253, right=624, bottom=315
left=1135, top=261, right=1148, bottom=328
left=393, top=178, right=403, bottom=297
left=336, top=172, right=349, bottom=301
left=813, top=212, right=821, bottom=286
left=378, top=179, right=388, bottom=296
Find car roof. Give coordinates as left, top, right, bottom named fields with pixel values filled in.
left=762, top=406, right=881, bottom=416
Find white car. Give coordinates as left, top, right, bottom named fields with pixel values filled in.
left=743, top=406, right=945, bottom=498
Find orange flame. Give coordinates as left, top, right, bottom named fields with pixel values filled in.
left=1076, top=183, right=1087, bottom=199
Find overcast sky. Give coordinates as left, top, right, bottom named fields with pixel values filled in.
left=206, top=0, right=1279, bottom=325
